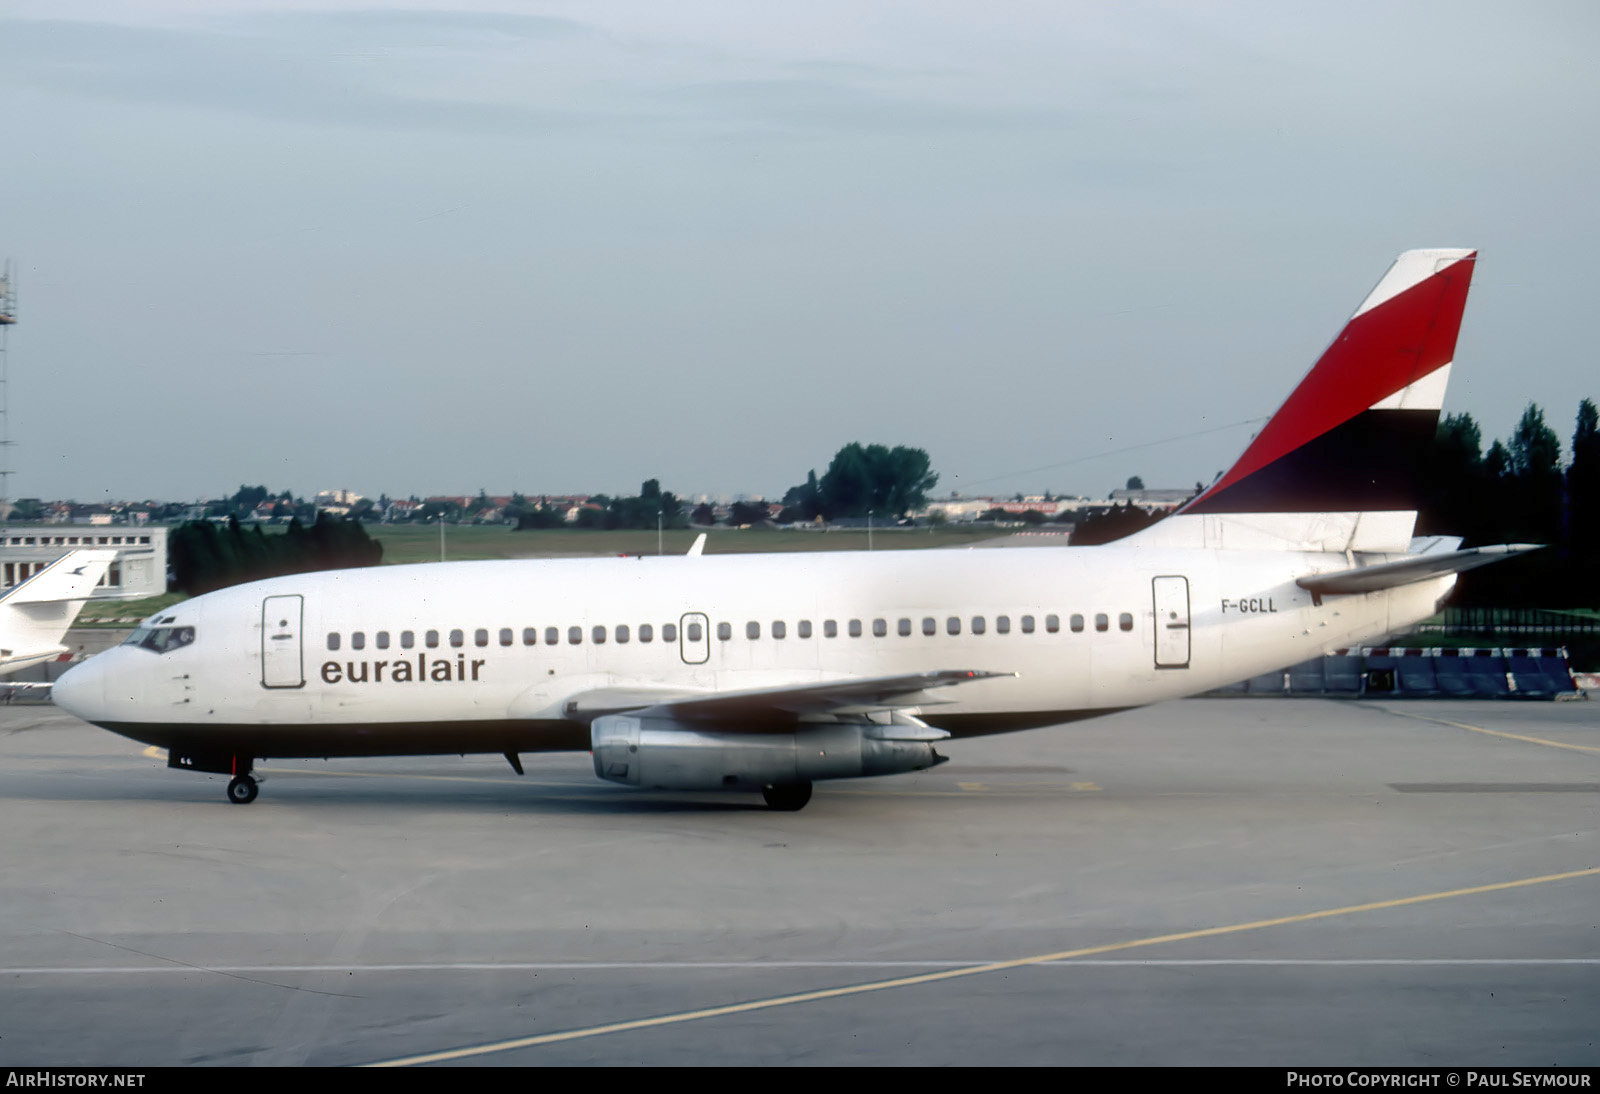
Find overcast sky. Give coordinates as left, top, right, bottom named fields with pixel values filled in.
left=2, top=1, right=1596, bottom=504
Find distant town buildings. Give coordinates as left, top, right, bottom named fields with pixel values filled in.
left=918, top=490, right=1190, bottom=523
left=314, top=489, right=363, bottom=516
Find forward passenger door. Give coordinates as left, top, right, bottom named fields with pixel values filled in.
left=261, top=595, right=305, bottom=688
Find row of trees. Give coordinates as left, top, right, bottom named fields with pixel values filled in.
left=169, top=514, right=384, bottom=595
left=507, top=445, right=941, bottom=531
left=1422, top=400, right=1599, bottom=605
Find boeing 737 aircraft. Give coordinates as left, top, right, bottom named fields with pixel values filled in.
left=52, top=249, right=1534, bottom=808
left=0, top=549, right=115, bottom=678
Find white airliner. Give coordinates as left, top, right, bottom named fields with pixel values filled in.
left=53, top=249, right=1534, bottom=808
left=0, top=549, right=115, bottom=678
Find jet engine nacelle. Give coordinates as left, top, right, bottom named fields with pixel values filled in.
left=590, top=714, right=944, bottom=790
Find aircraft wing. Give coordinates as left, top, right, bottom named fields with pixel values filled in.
left=1296, top=543, right=1541, bottom=596
left=558, top=670, right=1015, bottom=725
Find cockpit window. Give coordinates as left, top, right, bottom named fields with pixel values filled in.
left=123, top=625, right=197, bottom=654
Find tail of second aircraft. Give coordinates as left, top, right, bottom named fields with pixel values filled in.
left=1127, top=248, right=1477, bottom=554
left=0, top=549, right=116, bottom=676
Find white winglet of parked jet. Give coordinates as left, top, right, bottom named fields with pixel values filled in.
left=0, top=549, right=116, bottom=677
left=53, top=249, right=1536, bottom=809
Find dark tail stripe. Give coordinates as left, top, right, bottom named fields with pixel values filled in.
left=1185, top=408, right=1438, bottom=514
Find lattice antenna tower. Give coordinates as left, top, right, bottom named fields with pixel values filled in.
left=0, top=261, right=14, bottom=525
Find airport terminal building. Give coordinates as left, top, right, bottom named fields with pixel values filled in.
left=0, top=525, right=168, bottom=600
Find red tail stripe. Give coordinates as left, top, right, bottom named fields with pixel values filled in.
left=1188, top=253, right=1475, bottom=510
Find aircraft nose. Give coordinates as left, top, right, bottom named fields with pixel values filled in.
left=52, top=657, right=106, bottom=722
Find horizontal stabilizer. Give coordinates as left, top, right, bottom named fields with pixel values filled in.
left=1, top=550, right=115, bottom=605
left=1296, top=544, right=1541, bottom=596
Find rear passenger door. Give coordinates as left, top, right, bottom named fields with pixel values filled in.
left=1152, top=577, right=1190, bottom=669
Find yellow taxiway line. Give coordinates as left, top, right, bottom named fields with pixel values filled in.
left=365, top=863, right=1600, bottom=1067
left=1379, top=708, right=1600, bottom=755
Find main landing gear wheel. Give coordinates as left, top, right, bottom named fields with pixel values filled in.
left=762, top=781, right=813, bottom=812
left=226, top=775, right=259, bottom=805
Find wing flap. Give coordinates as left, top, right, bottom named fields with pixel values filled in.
left=651, top=670, right=1015, bottom=721
left=557, top=670, right=1015, bottom=725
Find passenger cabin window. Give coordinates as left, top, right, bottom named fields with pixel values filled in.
left=616, top=625, right=630, bottom=644
left=352, top=632, right=365, bottom=650
left=377, top=631, right=390, bottom=650
left=947, top=617, right=961, bottom=635
left=971, top=616, right=986, bottom=635
left=797, top=621, right=811, bottom=639
left=475, top=629, right=489, bottom=647
left=773, top=621, right=786, bottom=639
left=640, top=624, right=653, bottom=643
left=1095, top=613, right=1109, bottom=632
left=998, top=615, right=1011, bottom=635
left=1046, top=615, right=1060, bottom=633
left=1020, top=615, right=1034, bottom=634
left=746, top=622, right=760, bottom=640
left=898, top=619, right=912, bottom=637
left=719, top=622, right=733, bottom=641
left=848, top=620, right=862, bottom=638
left=568, top=626, right=582, bottom=645
left=592, top=626, right=606, bottom=644
left=426, top=630, right=440, bottom=648
left=402, top=631, right=415, bottom=648
left=523, top=628, right=538, bottom=646
left=546, top=627, right=559, bottom=645
left=874, top=619, right=888, bottom=638
left=687, top=622, right=703, bottom=642
left=922, top=617, right=936, bottom=636
left=664, top=623, right=679, bottom=643
left=327, top=632, right=340, bottom=651
left=824, top=620, right=837, bottom=638
left=1119, top=612, right=1134, bottom=632
left=1070, top=614, right=1084, bottom=633
left=450, top=629, right=464, bottom=648
left=500, top=628, right=513, bottom=647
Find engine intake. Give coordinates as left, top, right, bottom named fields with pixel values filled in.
left=591, top=715, right=945, bottom=790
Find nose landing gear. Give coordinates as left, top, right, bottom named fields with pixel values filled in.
left=169, top=749, right=259, bottom=804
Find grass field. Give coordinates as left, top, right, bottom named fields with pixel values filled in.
left=371, top=524, right=1008, bottom=564
left=72, top=525, right=1013, bottom=623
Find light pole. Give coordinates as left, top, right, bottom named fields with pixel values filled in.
left=658, top=509, right=663, bottom=556
left=439, top=511, right=446, bottom=562
left=868, top=509, right=873, bottom=551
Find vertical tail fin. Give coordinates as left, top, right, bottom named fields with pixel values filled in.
left=1129, top=248, right=1476, bottom=553
left=0, top=549, right=115, bottom=675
